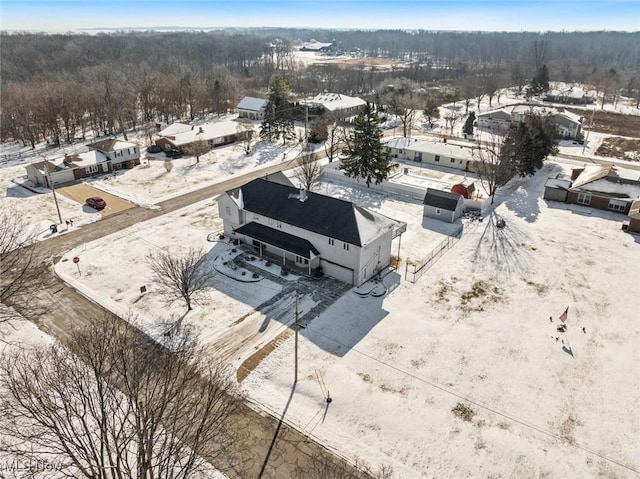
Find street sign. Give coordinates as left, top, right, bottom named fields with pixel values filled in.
left=73, top=257, right=80, bottom=264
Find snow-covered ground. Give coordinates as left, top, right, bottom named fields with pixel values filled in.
left=49, top=158, right=640, bottom=478
left=2, top=86, right=639, bottom=478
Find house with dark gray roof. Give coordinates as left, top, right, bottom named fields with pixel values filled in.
left=218, top=177, right=406, bottom=285
left=423, top=188, right=464, bottom=223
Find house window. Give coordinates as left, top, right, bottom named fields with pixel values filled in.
left=295, top=256, right=309, bottom=265
left=328, top=238, right=334, bottom=246
left=608, top=199, right=627, bottom=212
left=277, top=221, right=282, bottom=228
left=415, top=152, right=422, bottom=162
left=343, top=243, right=350, bottom=251
left=225, top=205, right=231, bottom=216
left=577, top=193, right=591, bottom=205
left=435, top=208, right=441, bottom=215
left=450, top=158, right=455, bottom=163
left=127, top=148, right=131, bottom=155
left=87, top=165, right=98, bottom=174
left=435, top=155, right=440, bottom=162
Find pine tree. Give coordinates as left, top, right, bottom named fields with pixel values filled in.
left=260, top=75, right=294, bottom=144
left=463, top=111, right=475, bottom=136
left=501, top=113, right=559, bottom=177
left=341, top=102, right=395, bottom=187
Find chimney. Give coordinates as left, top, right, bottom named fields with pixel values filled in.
left=299, top=188, right=307, bottom=202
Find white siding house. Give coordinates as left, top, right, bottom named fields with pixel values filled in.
left=236, top=97, right=268, bottom=120
left=218, top=176, right=406, bottom=285
left=87, top=138, right=141, bottom=168
left=384, top=137, right=476, bottom=172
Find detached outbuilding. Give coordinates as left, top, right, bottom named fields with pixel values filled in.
left=423, top=188, right=464, bottom=223
left=543, top=177, right=572, bottom=202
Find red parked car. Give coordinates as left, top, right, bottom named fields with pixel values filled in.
left=86, top=197, right=106, bottom=210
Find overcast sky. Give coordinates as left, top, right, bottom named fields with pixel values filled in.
left=1, top=0, right=638, bottom=32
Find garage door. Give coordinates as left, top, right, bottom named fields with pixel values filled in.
left=320, top=260, right=354, bottom=284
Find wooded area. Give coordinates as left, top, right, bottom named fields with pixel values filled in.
left=1, top=30, right=638, bottom=148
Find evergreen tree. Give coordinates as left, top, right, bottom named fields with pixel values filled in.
left=501, top=113, right=559, bottom=177
left=260, top=75, right=294, bottom=144
left=463, top=111, right=475, bottom=136
left=341, top=102, right=395, bottom=187
left=527, top=64, right=550, bottom=97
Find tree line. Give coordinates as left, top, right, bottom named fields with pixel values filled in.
left=2, top=30, right=639, bottom=149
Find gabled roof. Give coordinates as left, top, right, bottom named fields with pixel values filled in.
left=87, top=138, right=138, bottom=152
left=423, top=188, right=463, bottom=210
left=571, top=165, right=640, bottom=199
left=301, top=92, right=366, bottom=112
left=237, top=96, right=268, bottom=112
left=162, top=121, right=241, bottom=147
left=226, top=178, right=400, bottom=247
left=159, top=122, right=193, bottom=137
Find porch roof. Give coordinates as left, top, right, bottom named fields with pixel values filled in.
left=235, top=222, right=320, bottom=259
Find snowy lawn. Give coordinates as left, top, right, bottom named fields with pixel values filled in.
left=51, top=160, right=640, bottom=477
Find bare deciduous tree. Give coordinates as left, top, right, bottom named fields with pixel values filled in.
left=296, top=454, right=395, bottom=479
left=473, top=129, right=516, bottom=204
left=146, top=248, right=213, bottom=311
left=236, top=118, right=255, bottom=155
left=0, top=314, right=242, bottom=479
left=293, top=152, right=322, bottom=191
left=442, top=108, right=463, bottom=135
left=184, top=139, right=211, bottom=163
left=324, top=121, right=344, bottom=163
left=0, top=205, right=48, bottom=326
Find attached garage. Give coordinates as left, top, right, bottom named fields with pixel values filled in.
left=543, top=178, right=571, bottom=202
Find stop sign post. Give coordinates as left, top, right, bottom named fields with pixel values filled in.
left=73, top=256, right=81, bottom=275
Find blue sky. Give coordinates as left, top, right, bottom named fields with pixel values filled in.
left=1, top=0, right=638, bottom=32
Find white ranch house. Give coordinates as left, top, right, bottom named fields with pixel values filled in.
left=384, top=137, right=476, bottom=173
left=217, top=174, right=406, bottom=285
left=477, top=105, right=583, bottom=139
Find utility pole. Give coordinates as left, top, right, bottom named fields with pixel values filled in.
left=294, top=291, right=299, bottom=384
left=43, top=157, right=63, bottom=224
left=582, top=107, right=595, bottom=155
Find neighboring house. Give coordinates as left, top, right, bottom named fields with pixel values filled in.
left=477, top=105, right=583, bottom=139
left=25, top=150, right=111, bottom=187
left=236, top=96, right=268, bottom=121
left=384, top=137, right=477, bottom=173
left=218, top=176, right=406, bottom=285
left=553, top=110, right=583, bottom=139
left=543, top=177, right=572, bottom=202
left=423, top=188, right=464, bottom=223
left=476, top=109, right=512, bottom=131
left=544, top=87, right=594, bottom=105
left=566, top=165, right=640, bottom=214
left=300, top=40, right=334, bottom=52
left=155, top=120, right=251, bottom=152
left=87, top=138, right=141, bottom=168
left=299, top=92, right=366, bottom=118
left=626, top=200, right=640, bottom=233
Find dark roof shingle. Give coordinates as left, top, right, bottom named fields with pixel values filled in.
left=423, top=188, right=463, bottom=210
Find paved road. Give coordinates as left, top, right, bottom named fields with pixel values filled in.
left=12, top=160, right=366, bottom=479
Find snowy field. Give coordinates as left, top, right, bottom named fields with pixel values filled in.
left=49, top=158, right=640, bottom=478
left=2, top=86, right=639, bottom=478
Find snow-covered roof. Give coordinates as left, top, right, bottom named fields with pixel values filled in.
left=87, top=138, right=137, bottom=152
left=544, top=178, right=572, bottom=190
left=571, top=165, right=640, bottom=199
left=158, top=122, right=193, bottom=137
left=300, top=40, right=333, bottom=51
left=236, top=96, right=268, bottom=112
left=66, top=150, right=108, bottom=168
left=300, top=92, right=366, bottom=112
left=384, top=137, right=474, bottom=160
left=161, top=121, right=240, bottom=147
left=27, top=150, right=108, bottom=173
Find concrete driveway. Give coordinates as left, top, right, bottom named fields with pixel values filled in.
left=55, top=183, right=134, bottom=217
